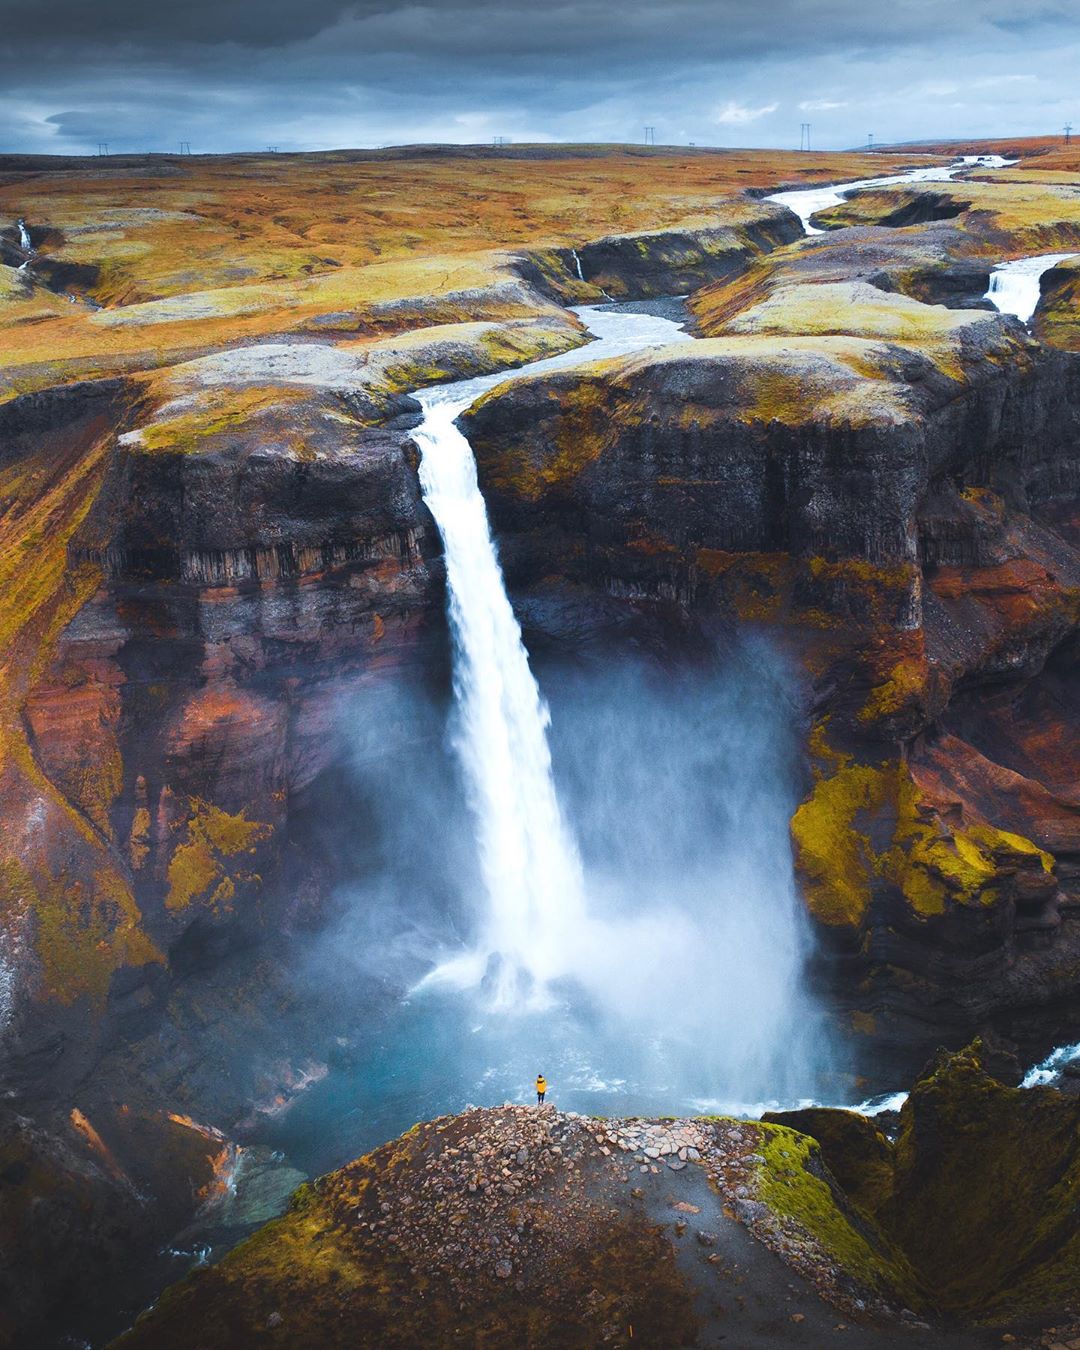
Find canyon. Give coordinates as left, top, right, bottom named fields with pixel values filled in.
left=1, top=139, right=1080, bottom=1347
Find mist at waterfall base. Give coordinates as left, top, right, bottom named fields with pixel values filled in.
left=263, top=642, right=837, bottom=1177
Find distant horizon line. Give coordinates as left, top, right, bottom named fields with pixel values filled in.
left=0, top=133, right=1059, bottom=163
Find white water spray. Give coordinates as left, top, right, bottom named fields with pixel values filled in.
left=570, top=248, right=585, bottom=282
left=0, top=953, right=13, bottom=1032
left=16, top=218, right=32, bottom=254
left=412, top=306, right=691, bottom=1007
left=983, top=252, right=1077, bottom=324
left=1021, top=1040, right=1080, bottom=1088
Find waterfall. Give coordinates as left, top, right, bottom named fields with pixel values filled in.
left=570, top=248, right=585, bottom=282
left=0, top=937, right=14, bottom=1032
left=983, top=252, right=1077, bottom=324
left=17, top=218, right=32, bottom=253
left=1021, top=1040, right=1080, bottom=1088
left=413, top=395, right=588, bottom=1007
left=411, top=306, right=691, bottom=1008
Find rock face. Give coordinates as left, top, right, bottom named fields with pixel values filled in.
left=0, top=367, right=443, bottom=1091
left=0, top=1105, right=242, bottom=1348
left=465, top=209, right=1080, bottom=1054
left=568, top=200, right=803, bottom=298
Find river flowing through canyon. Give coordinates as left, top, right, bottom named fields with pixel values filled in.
left=766, top=153, right=1014, bottom=232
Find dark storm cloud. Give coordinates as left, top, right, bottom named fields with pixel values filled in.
left=0, top=0, right=1077, bottom=152
left=5, top=0, right=1075, bottom=59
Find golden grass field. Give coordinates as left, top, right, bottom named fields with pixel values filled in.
left=0, top=145, right=934, bottom=396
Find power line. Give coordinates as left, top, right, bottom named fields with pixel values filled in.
left=799, top=122, right=811, bottom=152
left=1066, top=123, right=1073, bottom=147
left=644, top=126, right=655, bottom=146
left=179, top=141, right=191, bottom=155
left=492, top=135, right=508, bottom=148
left=97, top=142, right=109, bottom=156
left=867, top=132, right=875, bottom=151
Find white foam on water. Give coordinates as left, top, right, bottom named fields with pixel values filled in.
left=984, top=252, right=1077, bottom=323
left=1021, top=1041, right=1080, bottom=1088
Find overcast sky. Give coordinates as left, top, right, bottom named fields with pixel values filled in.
left=1, top=0, right=1077, bottom=155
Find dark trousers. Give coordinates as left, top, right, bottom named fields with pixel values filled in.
left=537, top=1091, right=545, bottom=1104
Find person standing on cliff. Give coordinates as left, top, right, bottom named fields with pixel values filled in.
left=535, top=1074, right=547, bottom=1105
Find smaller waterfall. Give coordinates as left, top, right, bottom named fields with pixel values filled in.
left=16, top=218, right=32, bottom=254
left=1021, top=1040, right=1080, bottom=1088
left=570, top=248, right=585, bottom=282
left=0, top=966, right=12, bottom=1029
left=0, top=940, right=14, bottom=1032
left=984, top=252, right=1077, bottom=324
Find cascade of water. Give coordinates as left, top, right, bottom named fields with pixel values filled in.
left=983, top=252, right=1077, bottom=324
left=411, top=306, right=691, bottom=1007
left=0, top=951, right=13, bottom=1030
left=570, top=248, right=585, bottom=282
left=17, top=218, right=32, bottom=253
left=1021, top=1040, right=1080, bottom=1088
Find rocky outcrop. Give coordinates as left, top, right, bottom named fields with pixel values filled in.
left=565, top=200, right=803, bottom=299
left=769, top=1042, right=1080, bottom=1321
left=115, top=1050, right=1080, bottom=1347
left=112, top=1105, right=918, bottom=1349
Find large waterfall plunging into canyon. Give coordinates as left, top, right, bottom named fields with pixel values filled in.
left=303, top=301, right=831, bottom=1135
left=411, top=392, right=587, bottom=1008
left=411, top=307, right=692, bottom=1008
left=285, top=161, right=1077, bottom=1163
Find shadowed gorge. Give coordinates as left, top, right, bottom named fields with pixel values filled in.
left=3, top=135, right=1080, bottom=1350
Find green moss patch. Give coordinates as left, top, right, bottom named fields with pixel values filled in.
left=790, top=758, right=1051, bottom=929
left=751, top=1122, right=922, bottom=1308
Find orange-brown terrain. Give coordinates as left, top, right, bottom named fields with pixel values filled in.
left=2, top=139, right=1080, bottom=1347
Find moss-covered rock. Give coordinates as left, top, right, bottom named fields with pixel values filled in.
left=766, top=1043, right=1080, bottom=1322
left=761, top=1107, right=896, bottom=1218
left=886, top=1043, right=1080, bottom=1318
left=790, top=756, right=1053, bottom=930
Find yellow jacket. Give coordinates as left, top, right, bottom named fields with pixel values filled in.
left=536, top=1076, right=547, bottom=1094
